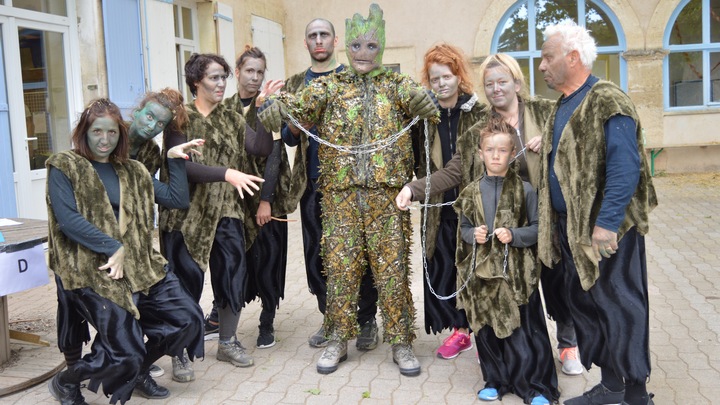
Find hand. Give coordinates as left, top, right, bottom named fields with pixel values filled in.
left=257, top=99, right=288, bottom=132
left=255, top=80, right=285, bottom=107
left=256, top=200, right=272, bottom=226
left=395, top=186, right=413, bottom=211
left=591, top=226, right=618, bottom=261
left=474, top=225, right=488, bottom=244
left=494, top=227, right=513, bottom=244
left=99, top=246, right=125, bottom=280
left=288, top=121, right=314, bottom=137
left=526, top=136, right=542, bottom=153
left=225, top=168, right=264, bottom=199
left=167, top=139, right=205, bottom=160
left=408, top=89, right=439, bottom=119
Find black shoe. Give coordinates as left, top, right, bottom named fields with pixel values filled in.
left=564, top=383, right=624, bottom=404
left=204, top=315, right=219, bottom=340
left=356, top=318, right=379, bottom=351
left=48, top=373, right=88, bottom=405
left=257, top=325, right=276, bottom=349
left=134, top=372, right=170, bottom=399
left=621, top=393, right=655, bottom=405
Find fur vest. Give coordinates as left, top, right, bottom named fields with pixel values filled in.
left=224, top=93, right=302, bottom=247
left=414, top=93, right=486, bottom=259
left=46, top=151, right=166, bottom=319
left=134, top=139, right=161, bottom=175
left=537, top=80, right=658, bottom=290
left=454, top=166, right=538, bottom=338
left=159, top=102, right=249, bottom=270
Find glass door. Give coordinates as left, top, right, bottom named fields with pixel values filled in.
left=6, top=19, right=73, bottom=219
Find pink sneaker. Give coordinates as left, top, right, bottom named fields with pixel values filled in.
left=436, top=329, right=473, bottom=359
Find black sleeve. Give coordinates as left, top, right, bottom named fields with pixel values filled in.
left=245, top=119, right=273, bottom=157
left=260, top=140, right=282, bottom=203
left=153, top=158, right=189, bottom=209
left=47, top=167, right=122, bottom=257
left=164, top=126, right=227, bottom=183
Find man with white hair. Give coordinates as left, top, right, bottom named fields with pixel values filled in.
left=537, top=21, right=657, bottom=405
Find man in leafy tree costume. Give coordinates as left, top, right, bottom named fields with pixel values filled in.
left=259, top=3, right=438, bottom=376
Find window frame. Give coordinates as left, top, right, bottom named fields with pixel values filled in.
left=663, top=0, right=720, bottom=111
left=490, top=0, right=627, bottom=97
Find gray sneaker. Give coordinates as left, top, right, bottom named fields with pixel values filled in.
left=308, top=325, right=329, bottom=348
left=560, top=347, right=583, bottom=376
left=172, top=352, right=195, bottom=382
left=316, top=340, right=347, bottom=374
left=217, top=338, right=254, bottom=367
left=392, top=343, right=421, bottom=377
left=356, top=319, right=379, bottom=351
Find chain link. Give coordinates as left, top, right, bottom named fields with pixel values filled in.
left=286, top=113, right=420, bottom=155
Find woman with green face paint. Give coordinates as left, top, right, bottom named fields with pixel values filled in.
left=127, top=89, right=190, bottom=175
left=46, top=98, right=205, bottom=404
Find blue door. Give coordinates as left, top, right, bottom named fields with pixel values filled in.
left=102, top=0, right=145, bottom=118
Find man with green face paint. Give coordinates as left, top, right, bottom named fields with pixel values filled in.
left=259, top=4, right=438, bottom=376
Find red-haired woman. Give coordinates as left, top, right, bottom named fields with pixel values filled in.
left=412, top=43, right=485, bottom=360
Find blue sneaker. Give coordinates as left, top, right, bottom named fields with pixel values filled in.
left=477, top=387, right=499, bottom=401
left=531, top=395, right=549, bottom=405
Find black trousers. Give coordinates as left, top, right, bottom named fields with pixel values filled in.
left=245, top=217, right=288, bottom=325
left=423, top=215, right=469, bottom=334
left=162, top=217, right=248, bottom=314
left=557, top=216, right=651, bottom=383
left=475, top=289, right=560, bottom=403
left=299, top=178, right=377, bottom=324
left=55, top=270, right=203, bottom=404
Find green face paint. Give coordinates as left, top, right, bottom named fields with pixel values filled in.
left=345, top=3, right=386, bottom=76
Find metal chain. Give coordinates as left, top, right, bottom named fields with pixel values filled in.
left=420, top=119, right=473, bottom=301
left=286, top=113, right=420, bottom=155
left=407, top=145, right=527, bottom=211
left=420, top=120, right=514, bottom=300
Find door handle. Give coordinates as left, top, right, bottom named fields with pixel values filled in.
left=25, top=137, right=38, bottom=141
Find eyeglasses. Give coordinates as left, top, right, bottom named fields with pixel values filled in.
left=206, top=74, right=229, bottom=83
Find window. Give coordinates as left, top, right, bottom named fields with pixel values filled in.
left=665, top=0, right=720, bottom=109
left=492, top=0, right=625, bottom=99
left=174, top=1, right=199, bottom=101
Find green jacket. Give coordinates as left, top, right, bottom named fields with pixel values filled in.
left=46, top=151, right=166, bottom=319
left=280, top=68, right=425, bottom=191
left=537, top=80, right=658, bottom=290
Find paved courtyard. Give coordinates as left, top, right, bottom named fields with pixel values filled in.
left=1, top=172, right=718, bottom=404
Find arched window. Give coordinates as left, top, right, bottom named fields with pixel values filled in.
left=491, top=0, right=626, bottom=99
left=665, top=0, right=720, bottom=109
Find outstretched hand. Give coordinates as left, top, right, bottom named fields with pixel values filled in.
left=225, top=168, right=264, bottom=199
left=167, top=139, right=205, bottom=160
left=257, top=99, right=288, bottom=133
left=409, top=89, right=439, bottom=120
left=255, top=80, right=285, bottom=107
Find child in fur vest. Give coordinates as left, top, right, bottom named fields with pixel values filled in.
left=453, top=117, right=559, bottom=405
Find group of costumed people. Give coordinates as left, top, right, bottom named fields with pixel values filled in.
left=45, top=3, right=657, bottom=405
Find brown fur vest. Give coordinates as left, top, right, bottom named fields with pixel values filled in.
left=537, top=80, right=658, bottom=290
left=46, top=151, right=166, bottom=319
left=453, top=166, right=538, bottom=338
